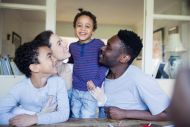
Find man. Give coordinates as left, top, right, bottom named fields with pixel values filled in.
left=87, top=29, right=170, bottom=121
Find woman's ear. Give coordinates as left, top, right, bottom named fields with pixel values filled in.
left=29, top=64, right=40, bottom=73
left=120, top=54, right=131, bottom=63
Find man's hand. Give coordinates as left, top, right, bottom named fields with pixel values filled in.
left=9, top=114, right=37, bottom=127
left=106, top=107, right=127, bottom=120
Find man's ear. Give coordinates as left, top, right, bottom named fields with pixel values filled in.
left=120, top=54, right=131, bottom=63
left=29, top=64, right=40, bottom=73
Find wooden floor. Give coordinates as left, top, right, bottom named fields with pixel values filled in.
left=34, top=118, right=173, bottom=127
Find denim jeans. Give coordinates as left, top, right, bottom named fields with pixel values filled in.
left=98, top=107, right=107, bottom=118
left=71, top=89, right=97, bottom=118
left=67, top=89, right=72, bottom=118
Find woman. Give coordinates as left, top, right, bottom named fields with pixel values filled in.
left=34, top=31, right=73, bottom=92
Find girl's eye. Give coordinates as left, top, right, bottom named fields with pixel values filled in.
left=77, top=24, right=82, bottom=27
left=48, top=55, right=52, bottom=59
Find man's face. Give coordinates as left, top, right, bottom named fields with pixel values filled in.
left=99, top=35, right=123, bottom=67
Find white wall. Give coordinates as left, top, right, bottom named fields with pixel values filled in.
left=1, top=9, right=23, bottom=57
left=21, top=21, right=45, bottom=43
left=0, top=9, right=3, bottom=54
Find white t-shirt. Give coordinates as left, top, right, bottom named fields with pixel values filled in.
left=104, top=65, right=170, bottom=115
left=0, top=76, right=69, bottom=125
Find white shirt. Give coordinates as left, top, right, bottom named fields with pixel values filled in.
left=104, top=65, right=170, bottom=115
left=0, top=76, right=69, bottom=125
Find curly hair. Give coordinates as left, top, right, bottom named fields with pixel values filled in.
left=117, top=29, right=143, bottom=65
left=14, top=40, right=48, bottom=77
left=73, top=9, right=97, bottom=31
left=33, top=30, right=53, bottom=47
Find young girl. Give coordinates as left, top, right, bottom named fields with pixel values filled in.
left=69, top=9, right=107, bottom=118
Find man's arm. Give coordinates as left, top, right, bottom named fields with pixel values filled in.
left=106, top=107, right=170, bottom=121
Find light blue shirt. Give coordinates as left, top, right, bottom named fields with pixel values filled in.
left=104, top=65, right=170, bottom=115
left=0, top=76, right=69, bottom=125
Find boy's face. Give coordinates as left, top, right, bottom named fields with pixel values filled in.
left=37, top=46, right=58, bottom=75
left=50, top=34, right=71, bottom=61
left=75, top=15, right=94, bottom=43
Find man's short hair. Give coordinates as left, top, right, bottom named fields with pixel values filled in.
left=14, top=40, right=48, bottom=78
left=117, top=29, right=143, bottom=64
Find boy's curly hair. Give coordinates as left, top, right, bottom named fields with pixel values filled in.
left=14, top=40, right=48, bottom=77
left=117, top=29, right=143, bottom=65
left=73, top=8, right=97, bottom=31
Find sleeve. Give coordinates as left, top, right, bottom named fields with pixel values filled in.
left=91, top=66, right=108, bottom=88
left=91, top=40, right=108, bottom=88
left=68, top=43, right=74, bottom=63
left=137, top=76, right=170, bottom=115
left=0, top=87, right=19, bottom=125
left=37, top=78, right=69, bottom=124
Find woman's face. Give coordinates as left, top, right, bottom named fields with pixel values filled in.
left=49, top=34, right=71, bottom=61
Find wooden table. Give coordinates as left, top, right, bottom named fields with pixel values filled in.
left=35, top=118, right=173, bottom=127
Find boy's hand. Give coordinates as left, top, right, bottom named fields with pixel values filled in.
left=87, top=80, right=96, bottom=91
left=9, top=114, right=37, bottom=127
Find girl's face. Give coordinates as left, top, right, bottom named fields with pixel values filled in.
left=75, top=15, right=94, bottom=43
left=49, top=34, right=71, bottom=61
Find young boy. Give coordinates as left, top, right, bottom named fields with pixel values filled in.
left=0, top=40, right=69, bottom=126
left=69, top=9, right=107, bottom=118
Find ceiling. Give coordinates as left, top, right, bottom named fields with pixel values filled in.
left=1, top=0, right=183, bottom=26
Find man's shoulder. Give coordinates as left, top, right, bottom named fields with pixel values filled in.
left=127, top=65, right=154, bottom=82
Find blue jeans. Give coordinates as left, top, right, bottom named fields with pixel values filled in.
left=67, top=89, right=72, bottom=118
left=71, top=89, right=97, bottom=118
left=99, top=107, right=107, bottom=118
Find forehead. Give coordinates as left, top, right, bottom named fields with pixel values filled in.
left=38, top=46, right=52, bottom=56
left=49, top=34, right=59, bottom=44
left=107, top=35, right=122, bottom=48
left=77, top=15, right=93, bottom=23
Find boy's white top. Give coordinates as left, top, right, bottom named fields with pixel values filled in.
left=104, top=65, right=170, bottom=115
left=0, top=76, right=69, bottom=125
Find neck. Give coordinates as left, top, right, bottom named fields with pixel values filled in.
left=30, top=74, right=50, bottom=88
left=108, top=64, right=129, bottom=79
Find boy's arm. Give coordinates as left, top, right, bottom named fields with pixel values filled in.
left=12, top=107, right=36, bottom=115
left=90, top=66, right=108, bottom=88
left=89, top=40, right=108, bottom=88
left=36, top=78, right=69, bottom=124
